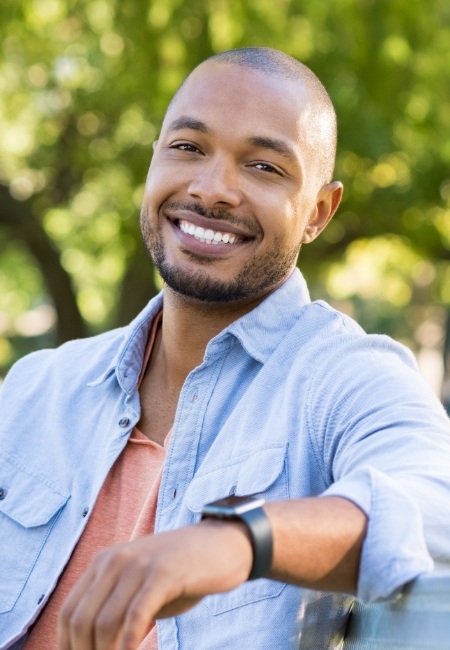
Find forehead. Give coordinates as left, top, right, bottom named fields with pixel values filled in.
left=162, top=62, right=309, bottom=145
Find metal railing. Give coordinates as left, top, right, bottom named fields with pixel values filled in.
left=298, top=572, right=450, bottom=649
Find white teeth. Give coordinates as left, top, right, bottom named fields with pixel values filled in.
left=178, top=220, right=242, bottom=245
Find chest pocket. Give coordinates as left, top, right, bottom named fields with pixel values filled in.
left=184, top=445, right=288, bottom=615
left=0, top=454, right=69, bottom=614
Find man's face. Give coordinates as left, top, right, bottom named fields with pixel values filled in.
left=141, top=62, right=331, bottom=305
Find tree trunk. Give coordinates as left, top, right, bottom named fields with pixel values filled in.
left=0, top=184, right=87, bottom=344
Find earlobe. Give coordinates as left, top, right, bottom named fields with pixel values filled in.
left=302, top=181, right=343, bottom=244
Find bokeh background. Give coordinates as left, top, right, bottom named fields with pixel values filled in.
left=1, top=0, right=450, bottom=408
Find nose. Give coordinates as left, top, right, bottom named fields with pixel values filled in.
left=187, top=156, right=242, bottom=208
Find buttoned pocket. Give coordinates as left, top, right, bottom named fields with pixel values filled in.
left=184, top=445, right=288, bottom=615
left=0, top=454, right=69, bottom=613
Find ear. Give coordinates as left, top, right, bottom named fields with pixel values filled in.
left=302, top=181, right=343, bottom=244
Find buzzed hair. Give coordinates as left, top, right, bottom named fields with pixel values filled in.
left=168, top=47, right=338, bottom=187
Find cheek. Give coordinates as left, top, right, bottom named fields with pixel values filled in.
left=142, top=170, right=168, bottom=208
left=142, top=157, right=185, bottom=209
left=260, top=199, right=306, bottom=243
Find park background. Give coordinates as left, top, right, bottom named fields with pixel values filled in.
left=1, top=0, right=449, bottom=409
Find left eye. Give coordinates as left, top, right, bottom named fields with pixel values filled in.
left=253, top=162, right=280, bottom=174
left=172, top=143, right=200, bottom=153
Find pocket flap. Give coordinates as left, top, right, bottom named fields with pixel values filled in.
left=0, top=454, right=69, bottom=527
left=185, top=445, right=286, bottom=513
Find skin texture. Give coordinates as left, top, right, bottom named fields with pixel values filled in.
left=57, top=60, right=367, bottom=650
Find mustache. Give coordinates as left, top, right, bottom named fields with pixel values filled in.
left=161, top=200, right=262, bottom=237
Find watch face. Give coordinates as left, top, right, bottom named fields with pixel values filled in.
left=202, top=495, right=265, bottom=517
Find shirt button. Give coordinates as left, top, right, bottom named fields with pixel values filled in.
left=82, top=507, right=90, bottom=517
left=118, top=417, right=130, bottom=428
left=0, top=487, right=7, bottom=500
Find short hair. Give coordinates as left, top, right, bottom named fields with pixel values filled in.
left=168, top=47, right=338, bottom=187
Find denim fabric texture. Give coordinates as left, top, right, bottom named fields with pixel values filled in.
left=1, top=269, right=450, bottom=649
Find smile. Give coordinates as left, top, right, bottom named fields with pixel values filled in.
left=177, top=219, right=245, bottom=245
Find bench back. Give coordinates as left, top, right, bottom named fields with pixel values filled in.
left=298, top=572, right=450, bottom=649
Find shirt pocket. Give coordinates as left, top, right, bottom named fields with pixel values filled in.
left=0, top=454, right=69, bottom=614
left=184, top=445, right=288, bottom=615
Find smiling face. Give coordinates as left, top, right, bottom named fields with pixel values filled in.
left=140, top=61, right=342, bottom=305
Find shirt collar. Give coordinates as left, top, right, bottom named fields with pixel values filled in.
left=206, top=268, right=311, bottom=364
left=90, top=292, right=164, bottom=394
left=93, top=268, right=310, bottom=393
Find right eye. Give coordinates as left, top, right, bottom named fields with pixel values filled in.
left=169, top=142, right=201, bottom=153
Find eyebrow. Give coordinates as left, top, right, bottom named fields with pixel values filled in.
left=247, top=136, right=296, bottom=161
left=166, top=117, right=210, bottom=134
left=166, top=117, right=296, bottom=162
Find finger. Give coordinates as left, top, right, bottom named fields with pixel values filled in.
left=93, top=568, right=148, bottom=650
left=58, top=556, right=120, bottom=650
left=58, top=567, right=100, bottom=650
left=117, top=574, right=185, bottom=650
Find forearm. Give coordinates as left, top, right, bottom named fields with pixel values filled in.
left=230, top=496, right=367, bottom=594
left=58, top=496, right=367, bottom=649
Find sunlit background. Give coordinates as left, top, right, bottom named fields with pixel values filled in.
left=1, top=0, right=450, bottom=407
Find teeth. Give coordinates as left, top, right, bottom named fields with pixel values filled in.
left=178, top=220, right=242, bottom=245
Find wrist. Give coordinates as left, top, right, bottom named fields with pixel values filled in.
left=198, top=518, right=254, bottom=583
left=201, top=496, right=273, bottom=580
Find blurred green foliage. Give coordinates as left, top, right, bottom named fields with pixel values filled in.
left=0, top=0, right=449, bottom=397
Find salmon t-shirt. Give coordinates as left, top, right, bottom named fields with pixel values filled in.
left=25, top=314, right=166, bottom=649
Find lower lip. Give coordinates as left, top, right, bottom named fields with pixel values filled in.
left=169, top=221, right=249, bottom=256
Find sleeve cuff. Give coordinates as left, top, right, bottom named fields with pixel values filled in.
left=322, top=466, right=434, bottom=603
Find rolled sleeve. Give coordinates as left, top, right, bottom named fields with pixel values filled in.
left=323, top=466, right=433, bottom=602
left=307, top=334, right=450, bottom=603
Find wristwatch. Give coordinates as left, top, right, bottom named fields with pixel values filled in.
left=201, top=495, right=273, bottom=580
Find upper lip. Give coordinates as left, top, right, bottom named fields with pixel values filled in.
left=164, top=208, right=257, bottom=239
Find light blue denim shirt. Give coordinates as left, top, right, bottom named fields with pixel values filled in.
left=2, top=269, right=450, bottom=649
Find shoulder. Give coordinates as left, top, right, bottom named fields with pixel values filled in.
left=288, top=298, right=417, bottom=371
left=3, top=326, right=127, bottom=391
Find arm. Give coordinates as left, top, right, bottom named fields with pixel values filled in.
left=266, top=496, right=366, bottom=592
left=57, top=495, right=365, bottom=650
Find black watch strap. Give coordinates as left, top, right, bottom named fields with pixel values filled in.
left=201, top=497, right=273, bottom=580
left=238, top=505, right=273, bottom=580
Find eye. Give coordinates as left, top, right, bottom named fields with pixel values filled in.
left=169, top=142, right=202, bottom=154
left=252, top=162, right=282, bottom=175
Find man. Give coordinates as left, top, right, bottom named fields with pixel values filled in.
left=1, top=47, right=450, bottom=650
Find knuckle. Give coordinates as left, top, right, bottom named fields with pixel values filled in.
left=69, top=611, right=87, bottom=634
left=95, top=610, right=115, bottom=633
left=59, top=602, right=71, bottom=624
left=93, top=547, right=111, bottom=565
left=128, top=603, right=146, bottom=625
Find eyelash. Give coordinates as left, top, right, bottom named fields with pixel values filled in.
left=170, top=142, right=201, bottom=153
left=169, top=143, right=282, bottom=176
left=253, top=162, right=279, bottom=174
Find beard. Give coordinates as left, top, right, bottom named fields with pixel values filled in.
left=140, top=201, right=301, bottom=304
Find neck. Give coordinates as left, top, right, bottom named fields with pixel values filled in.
left=155, top=286, right=267, bottom=392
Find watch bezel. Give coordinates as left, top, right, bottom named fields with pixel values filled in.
left=201, top=495, right=266, bottom=518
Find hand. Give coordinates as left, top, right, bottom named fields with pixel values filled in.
left=57, top=520, right=252, bottom=650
